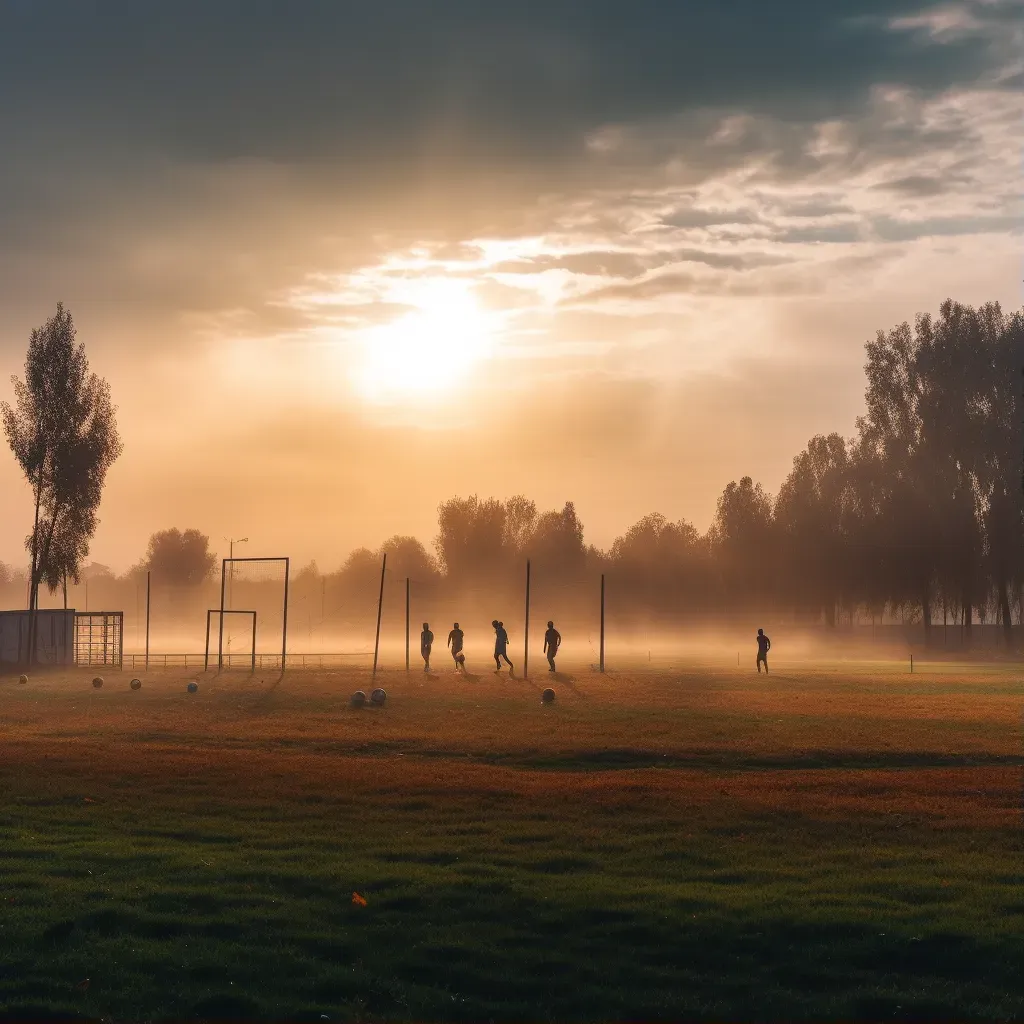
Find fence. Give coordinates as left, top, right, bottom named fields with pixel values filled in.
left=123, top=652, right=372, bottom=671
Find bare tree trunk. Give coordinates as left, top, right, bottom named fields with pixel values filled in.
left=997, top=576, right=1013, bottom=647
left=26, top=470, right=43, bottom=667
left=921, top=581, right=932, bottom=646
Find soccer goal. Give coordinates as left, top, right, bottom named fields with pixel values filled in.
left=217, top=557, right=289, bottom=671
left=204, top=609, right=256, bottom=672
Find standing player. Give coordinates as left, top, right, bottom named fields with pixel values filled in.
left=756, top=628, right=771, bottom=673
left=448, top=622, right=466, bottom=672
left=492, top=619, right=514, bottom=673
left=543, top=620, right=561, bottom=672
left=420, top=622, right=434, bottom=672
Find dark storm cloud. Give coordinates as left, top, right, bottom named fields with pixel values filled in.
left=0, top=0, right=1012, bottom=172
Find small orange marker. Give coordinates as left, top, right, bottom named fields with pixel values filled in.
left=352, top=892, right=367, bottom=906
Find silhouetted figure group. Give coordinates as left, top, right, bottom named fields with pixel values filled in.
left=416, top=619, right=563, bottom=674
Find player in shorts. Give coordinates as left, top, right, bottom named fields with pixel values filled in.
left=448, top=622, right=466, bottom=672
left=420, top=622, right=434, bottom=672
left=543, top=620, right=561, bottom=672
left=756, top=628, right=771, bottom=673
left=492, top=620, right=514, bottom=672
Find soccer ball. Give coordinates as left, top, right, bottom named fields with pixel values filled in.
left=130, top=678, right=142, bottom=690
left=350, top=690, right=367, bottom=707
left=187, top=681, right=199, bottom=694
left=542, top=688, right=556, bottom=704
left=92, top=676, right=104, bottom=689
left=17, top=674, right=27, bottom=685
left=370, top=687, right=386, bottom=706
left=455, top=652, right=465, bottom=665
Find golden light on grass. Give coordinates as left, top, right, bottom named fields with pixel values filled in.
left=352, top=278, right=496, bottom=402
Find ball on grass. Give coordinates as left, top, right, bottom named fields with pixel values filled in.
left=130, top=678, right=142, bottom=690
left=92, top=676, right=104, bottom=689
left=370, top=687, right=386, bottom=706
left=350, top=690, right=367, bottom=707
left=187, top=681, right=199, bottom=694
left=542, top=687, right=556, bottom=704
left=455, top=652, right=465, bottom=665
left=18, top=674, right=27, bottom=685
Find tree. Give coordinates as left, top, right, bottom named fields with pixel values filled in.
left=379, top=535, right=439, bottom=582
left=530, top=502, right=586, bottom=576
left=141, top=528, right=217, bottom=585
left=710, top=477, right=776, bottom=613
left=775, top=434, right=856, bottom=626
left=2, top=304, right=122, bottom=662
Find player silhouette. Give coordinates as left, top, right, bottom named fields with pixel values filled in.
left=492, top=619, right=514, bottom=672
left=756, top=628, right=771, bottom=673
left=544, top=620, right=561, bottom=672
left=420, top=622, right=434, bottom=672
left=448, top=622, right=466, bottom=672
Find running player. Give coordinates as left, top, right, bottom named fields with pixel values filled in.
left=448, top=622, right=466, bottom=672
left=492, top=619, right=514, bottom=672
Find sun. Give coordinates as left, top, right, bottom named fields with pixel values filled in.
left=352, top=279, right=495, bottom=402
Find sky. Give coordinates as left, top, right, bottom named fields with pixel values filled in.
left=0, top=0, right=1021, bottom=574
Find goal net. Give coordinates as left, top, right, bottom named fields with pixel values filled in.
left=218, top=557, right=289, bottom=670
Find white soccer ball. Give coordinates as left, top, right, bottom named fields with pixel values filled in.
left=542, top=688, right=556, bottom=704
left=130, top=678, right=142, bottom=690
left=370, top=687, right=387, bottom=706
left=17, top=674, right=27, bottom=685
left=92, top=676, right=104, bottom=689
left=350, top=690, right=367, bottom=707
left=187, top=681, right=199, bottom=693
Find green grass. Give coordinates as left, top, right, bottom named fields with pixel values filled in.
left=0, top=664, right=1021, bottom=1021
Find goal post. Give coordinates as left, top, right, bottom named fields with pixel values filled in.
left=205, top=609, right=256, bottom=672
left=218, top=557, right=289, bottom=671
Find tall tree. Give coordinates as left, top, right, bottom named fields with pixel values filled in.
left=775, top=434, right=856, bottom=626
left=710, top=477, right=775, bottom=613
left=140, top=528, right=217, bottom=586
left=2, top=304, right=121, bottom=662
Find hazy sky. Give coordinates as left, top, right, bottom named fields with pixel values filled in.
left=1, top=1, right=1021, bottom=573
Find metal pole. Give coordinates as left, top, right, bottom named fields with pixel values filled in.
left=205, top=610, right=212, bottom=672
left=145, top=571, right=151, bottom=671
left=217, top=559, right=227, bottom=671
left=373, top=554, right=386, bottom=678
left=405, top=576, right=410, bottom=672
left=251, top=612, right=256, bottom=673
left=282, top=557, right=290, bottom=672
left=599, top=573, right=605, bottom=672
left=524, top=559, right=531, bottom=679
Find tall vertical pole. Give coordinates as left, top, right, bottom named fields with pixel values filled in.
left=524, top=559, right=531, bottom=679
left=145, top=571, right=151, bottom=671
left=217, top=559, right=227, bottom=671
left=373, top=553, right=386, bottom=678
left=282, top=557, right=290, bottom=672
left=599, top=573, right=606, bottom=673
left=405, top=576, right=410, bottom=672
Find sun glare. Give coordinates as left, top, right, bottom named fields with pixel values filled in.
left=353, top=279, right=496, bottom=402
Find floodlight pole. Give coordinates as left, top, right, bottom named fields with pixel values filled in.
left=599, top=573, right=606, bottom=673
left=405, top=576, right=410, bottom=672
left=145, top=571, right=151, bottom=671
left=524, top=559, right=531, bottom=679
left=373, top=553, right=386, bottom=678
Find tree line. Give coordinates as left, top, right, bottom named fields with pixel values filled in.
left=4, top=299, right=1022, bottom=651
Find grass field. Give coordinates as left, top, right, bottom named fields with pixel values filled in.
left=0, top=659, right=1021, bottom=1021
